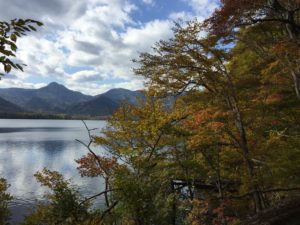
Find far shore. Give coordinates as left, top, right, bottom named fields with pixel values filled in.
left=0, top=113, right=108, bottom=120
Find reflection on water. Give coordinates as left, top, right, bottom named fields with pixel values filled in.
left=0, top=119, right=106, bottom=223
left=0, top=127, right=79, bottom=133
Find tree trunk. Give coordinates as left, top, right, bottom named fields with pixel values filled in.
left=285, top=13, right=300, bottom=99
left=171, top=181, right=176, bottom=225
left=229, top=96, right=265, bottom=212
left=104, top=177, right=110, bottom=208
left=291, top=69, right=300, bottom=99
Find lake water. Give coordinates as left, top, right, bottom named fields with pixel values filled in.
left=0, top=119, right=106, bottom=223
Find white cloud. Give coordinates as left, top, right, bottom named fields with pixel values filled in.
left=65, top=78, right=144, bottom=96
left=142, top=0, right=155, bottom=6
left=0, top=79, right=46, bottom=89
left=69, top=70, right=103, bottom=83
left=62, top=16, right=173, bottom=87
left=122, top=20, right=172, bottom=47
left=184, top=0, right=218, bottom=18
left=16, top=36, right=66, bottom=78
left=0, top=0, right=218, bottom=95
left=169, top=11, right=195, bottom=21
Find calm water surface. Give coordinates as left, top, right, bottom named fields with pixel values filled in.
left=0, top=119, right=106, bottom=223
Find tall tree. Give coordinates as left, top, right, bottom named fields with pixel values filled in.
left=134, top=20, right=300, bottom=214
left=77, top=98, right=191, bottom=224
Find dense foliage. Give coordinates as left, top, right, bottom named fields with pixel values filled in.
left=0, top=178, right=12, bottom=225
left=22, top=169, right=90, bottom=225
left=1, top=2, right=300, bottom=224
left=73, top=4, right=298, bottom=223
left=80, top=19, right=299, bottom=223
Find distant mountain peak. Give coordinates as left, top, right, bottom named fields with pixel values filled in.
left=0, top=84, right=145, bottom=116
left=40, top=82, right=70, bottom=93
left=46, top=82, right=65, bottom=88
left=48, top=81, right=60, bottom=85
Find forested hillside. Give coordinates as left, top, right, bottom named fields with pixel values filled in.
left=0, top=96, right=24, bottom=113
left=0, top=84, right=143, bottom=117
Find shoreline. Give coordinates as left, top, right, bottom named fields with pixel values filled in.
left=0, top=113, right=108, bottom=120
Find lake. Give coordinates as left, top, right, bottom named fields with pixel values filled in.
left=0, top=119, right=106, bottom=223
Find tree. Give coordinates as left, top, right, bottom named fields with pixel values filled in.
left=16, top=12, right=299, bottom=225
left=0, top=19, right=42, bottom=77
left=134, top=20, right=300, bottom=216
left=69, top=19, right=300, bottom=224
left=0, top=178, right=12, bottom=225
left=22, top=168, right=89, bottom=225
left=205, top=0, right=300, bottom=41
left=77, top=98, right=190, bottom=224
left=204, top=0, right=300, bottom=98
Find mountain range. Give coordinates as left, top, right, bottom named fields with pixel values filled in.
left=0, top=82, right=144, bottom=117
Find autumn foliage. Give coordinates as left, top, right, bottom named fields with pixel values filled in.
left=11, top=1, right=300, bottom=224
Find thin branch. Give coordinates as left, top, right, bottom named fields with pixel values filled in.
left=77, top=120, right=111, bottom=208
left=79, top=189, right=118, bottom=206
left=75, top=139, right=108, bottom=175
left=146, top=131, right=163, bottom=161
left=226, top=187, right=300, bottom=199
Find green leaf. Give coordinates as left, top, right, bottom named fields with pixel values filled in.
left=10, top=43, right=17, bottom=52
left=35, top=21, right=43, bottom=26
left=16, top=19, right=25, bottom=26
left=10, top=63, right=18, bottom=69
left=28, top=25, right=37, bottom=31
left=16, top=64, right=24, bottom=71
left=10, top=33, right=17, bottom=42
left=21, top=26, right=30, bottom=32
left=4, top=64, right=11, bottom=73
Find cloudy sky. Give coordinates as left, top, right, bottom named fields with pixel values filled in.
left=0, top=0, right=219, bottom=95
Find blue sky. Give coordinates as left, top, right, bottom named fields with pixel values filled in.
left=0, top=0, right=219, bottom=95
